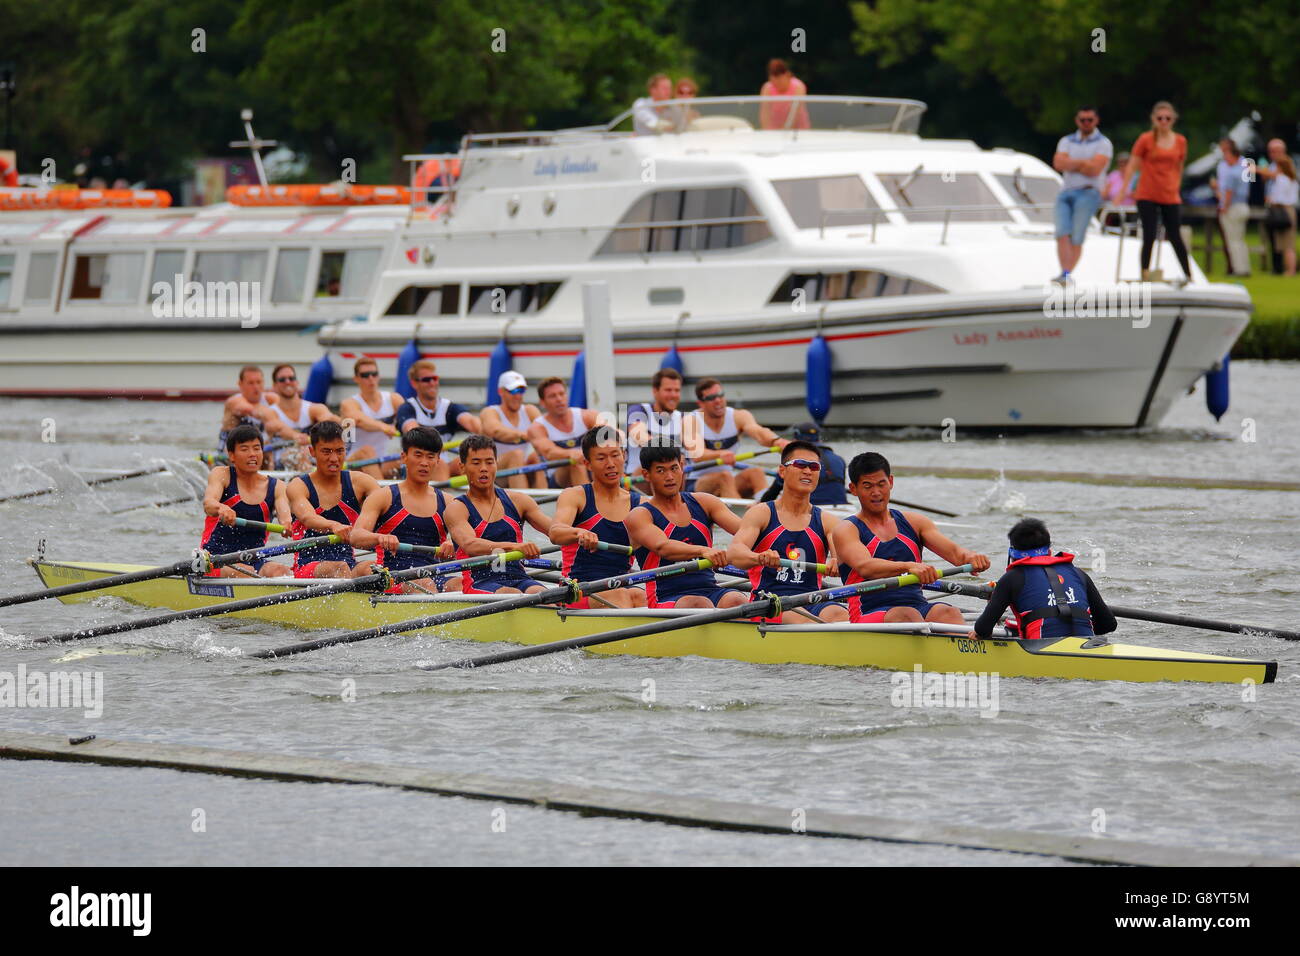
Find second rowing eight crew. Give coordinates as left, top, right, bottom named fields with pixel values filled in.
left=202, top=422, right=1119, bottom=641
left=217, top=359, right=847, bottom=502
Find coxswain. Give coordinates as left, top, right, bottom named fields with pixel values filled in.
left=443, top=435, right=553, bottom=594
left=338, top=357, right=404, bottom=478
left=971, top=518, right=1117, bottom=640
left=626, top=367, right=685, bottom=480
left=200, top=424, right=293, bottom=578
left=624, top=444, right=745, bottom=609
left=267, top=364, right=339, bottom=470
left=352, top=426, right=458, bottom=594
left=832, top=452, right=990, bottom=625
left=728, top=441, right=848, bottom=623
left=526, top=376, right=600, bottom=488
left=286, top=421, right=386, bottom=578
left=481, top=370, right=545, bottom=488
left=548, top=426, right=647, bottom=609
left=686, top=376, right=787, bottom=498
left=394, top=359, right=482, bottom=482
left=760, top=422, right=847, bottom=506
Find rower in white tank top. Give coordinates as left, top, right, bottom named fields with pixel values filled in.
left=271, top=400, right=316, bottom=432
left=539, top=408, right=588, bottom=451
left=689, top=406, right=740, bottom=476
left=486, top=402, right=536, bottom=459
left=349, top=389, right=398, bottom=454
left=626, top=403, right=683, bottom=474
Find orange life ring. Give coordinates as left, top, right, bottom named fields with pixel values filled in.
left=413, top=159, right=460, bottom=205
left=0, top=157, right=17, bottom=188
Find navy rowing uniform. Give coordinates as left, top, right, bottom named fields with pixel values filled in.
left=838, top=509, right=944, bottom=622
left=561, top=484, right=643, bottom=581
left=972, top=552, right=1116, bottom=640
left=375, top=484, right=449, bottom=574
left=456, top=487, right=534, bottom=593
left=632, top=493, right=724, bottom=607
left=746, top=501, right=830, bottom=597
left=290, top=472, right=362, bottom=575
left=200, top=466, right=278, bottom=572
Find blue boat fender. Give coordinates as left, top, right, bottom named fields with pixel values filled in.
left=486, top=338, right=514, bottom=406
left=570, top=350, right=587, bottom=409
left=302, top=352, right=335, bottom=405
left=1205, top=354, right=1230, bottom=421
left=395, top=337, right=422, bottom=399
left=805, top=335, right=833, bottom=423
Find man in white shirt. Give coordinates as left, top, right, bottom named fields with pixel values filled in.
left=632, top=74, right=675, bottom=135
left=1051, top=106, right=1113, bottom=283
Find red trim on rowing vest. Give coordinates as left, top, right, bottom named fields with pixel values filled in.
left=1008, top=552, right=1076, bottom=569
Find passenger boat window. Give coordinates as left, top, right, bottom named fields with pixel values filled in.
left=771, top=176, right=881, bottom=230
left=24, top=252, right=58, bottom=304
left=467, top=282, right=563, bottom=315
left=648, top=288, right=685, bottom=305
left=149, top=250, right=186, bottom=291
left=317, top=248, right=381, bottom=299
left=598, top=187, right=770, bottom=254
left=383, top=284, right=462, bottom=317
left=992, top=174, right=1058, bottom=223
left=0, top=253, right=14, bottom=306
left=272, top=249, right=310, bottom=303
left=768, top=269, right=942, bottom=304
left=193, top=251, right=268, bottom=285
left=876, top=172, right=1013, bottom=222
left=70, top=252, right=145, bottom=303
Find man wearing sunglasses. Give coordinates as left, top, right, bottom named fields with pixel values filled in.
left=833, top=452, right=990, bottom=625
left=728, top=441, right=849, bottom=624
left=687, top=376, right=788, bottom=499
left=268, top=363, right=340, bottom=469
left=394, top=359, right=483, bottom=482
left=481, top=370, right=545, bottom=489
left=339, top=357, right=405, bottom=478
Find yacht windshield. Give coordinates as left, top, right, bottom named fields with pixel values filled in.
left=875, top=172, right=1012, bottom=222
left=772, top=176, right=881, bottom=230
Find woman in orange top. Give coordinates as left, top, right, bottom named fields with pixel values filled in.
left=1122, top=101, right=1192, bottom=280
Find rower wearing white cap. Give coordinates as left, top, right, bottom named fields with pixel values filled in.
left=481, top=370, right=545, bottom=489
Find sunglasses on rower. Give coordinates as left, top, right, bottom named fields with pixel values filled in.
left=784, top=458, right=821, bottom=472
left=418, top=375, right=439, bottom=383
left=275, top=374, right=297, bottom=383
left=357, top=370, right=380, bottom=378
left=699, top=391, right=725, bottom=402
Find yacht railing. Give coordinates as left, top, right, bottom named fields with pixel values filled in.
left=605, top=95, right=927, bottom=136
left=816, top=202, right=1058, bottom=242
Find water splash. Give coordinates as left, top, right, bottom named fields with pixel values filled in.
left=975, top=470, right=1027, bottom=514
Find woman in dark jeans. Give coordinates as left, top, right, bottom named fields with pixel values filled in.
left=1123, top=101, right=1192, bottom=281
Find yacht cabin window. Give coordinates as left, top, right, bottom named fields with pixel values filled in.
left=317, top=248, right=381, bottom=299
left=992, top=174, right=1058, bottom=223
left=0, top=253, right=14, bottom=306
left=70, top=252, right=146, bottom=302
left=384, top=284, right=461, bottom=317
left=24, top=252, right=58, bottom=304
left=149, top=250, right=186, bottom=292
left=194, top=251, right=268, bottom=285
left=598, top=187, right=770, bottom=254
left=772, top=176, right=881, bottom=229
left=467, top=282, right=563, bottom=315
left=272, top=249, right=311, bottom=304
left=875, top=172, right=1013, bottom=222
left=768, top=270, right=943, bottom=304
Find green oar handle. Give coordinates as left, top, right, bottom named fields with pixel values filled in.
left=926, top=579, right=1300, bottom=642
left=250, top=557, right=710, bottom=660
left=34, top=545, right=561, bottom=645
left=437, top=457, right=574, bottom=489
left=422, top=564, right=972, bottom=672
left=232, top=517, right=290, bottom=536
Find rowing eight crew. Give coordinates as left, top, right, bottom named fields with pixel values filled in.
left=203, top=422, right=1027, bottom=630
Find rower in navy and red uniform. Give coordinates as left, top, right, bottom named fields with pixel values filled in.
left=286, top=420, right=386, bottom=578
left=728, top=440, right=849, bottom=623
left=549, top=426, right=647, bottom=609
left=624, top=443, right=745, bottom=609
left=832, top=452, right=990, bottom=625
left=353, top=426, right=459, bottom=594
left=444, top=434, right=553, bottom=594
left=200, top=423, right=293, bottom=578
left=972, top=518, right=1116, bottom=640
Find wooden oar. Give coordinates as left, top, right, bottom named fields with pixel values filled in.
left=434, top=457, right=573, bottom=489
left=924, top=579, right=1300, bottom=642
left=8, top=534, right=342, bottom=610
left=248, top=556, right=730, bottom=659
left=0, top=464, right=175, bottom=505
left=33, top=545, right=562, bottom=646
left=421, top=564, right=974, bottom=671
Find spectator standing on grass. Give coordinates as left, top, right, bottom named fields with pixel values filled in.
left=1123, top=101, right=1192, bottom=283
left=1256, top=138, right=1298, bottom=277
left=1051, top=106, right=1112, bottom=283
left=1213, top=138, right=1253, bottom=277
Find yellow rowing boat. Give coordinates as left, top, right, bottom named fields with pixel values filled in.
left=28, top=560, right=1278, bottom=684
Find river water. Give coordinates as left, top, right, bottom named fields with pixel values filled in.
left=1, top=361, right=1297, bottom=865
